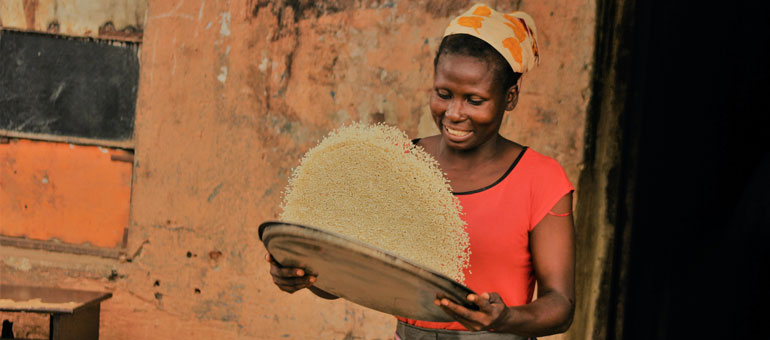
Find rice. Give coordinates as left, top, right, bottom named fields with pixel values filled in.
left=280, top=123, right=470, bottom=282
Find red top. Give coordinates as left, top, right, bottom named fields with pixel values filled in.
left=397, top=147, right=574, bottom=330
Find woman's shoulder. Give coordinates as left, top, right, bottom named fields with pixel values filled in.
left=521, top=148, right=560, bottom=164
left=518, top=148, right=570, bottom=180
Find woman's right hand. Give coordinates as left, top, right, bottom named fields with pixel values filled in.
left=266, top=253, right=316, bottom=293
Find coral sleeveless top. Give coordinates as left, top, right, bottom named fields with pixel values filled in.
left=397, top=147, right=574, bottom=330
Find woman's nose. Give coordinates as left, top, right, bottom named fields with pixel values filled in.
left=445, top=100, right=463, bottom=121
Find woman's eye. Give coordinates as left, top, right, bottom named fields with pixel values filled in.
left=436, top=90, right=451, bottom=99
left=467, top=98, right=484, bottom=106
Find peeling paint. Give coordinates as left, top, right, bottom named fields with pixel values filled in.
left=22, top=0, right=39, bottom=30
left=2, top=0, right=147, bottom=42
left=99, top=21, right=143, bottom=41
left=219, top=12, right=230, bottom=37
left=198, top=0, right=206, bottom=21
left=217, top=66, right=228, bottom=83
left=258, top=57, right=269, bottom=72
left=4, top=257, right=32, bottom=271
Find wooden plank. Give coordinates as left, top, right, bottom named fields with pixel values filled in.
left=0, top=285, right=112, bottom=314
left=0, top=30, right=139, bottom=141
left=0, top=0, right=146, bottom=42
left=0, top=139, right=133, bottom=249
left=0, top=131, right=134, bottom=149
left=0, top=236, right=123, bottom=259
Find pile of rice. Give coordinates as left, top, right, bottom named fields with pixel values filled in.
left=280, top=123, right=470, bottom=282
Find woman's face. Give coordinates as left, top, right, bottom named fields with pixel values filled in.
left=430, top=53, right=517, bottom=151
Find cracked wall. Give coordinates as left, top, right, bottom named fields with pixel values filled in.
left=1, top=0, right=596, bottom=339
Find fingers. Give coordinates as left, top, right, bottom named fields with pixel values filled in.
left=469, top=292, right=497, bottom=312
left=485, top=292, right=504, bottom=305
left=434, top=292, right=508, bottom=331
left=434, top=295, right=475, bottom=321
left=266, top=253, right=316, bottom=293
left=273, top=276, right=315, bottom=293
left=271, top=271, right=316, bottom=293
left=270, top=263, right=306, bottom=278
left=435, top=297, right=482, bottom=330
left=272, top=273, right=315, bottom=286
left=441, top=298, right=474, bottom=319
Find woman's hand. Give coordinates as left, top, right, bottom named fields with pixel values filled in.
left=266, top=254, right=316, bottom=293
left=435, top=292, right=511, bottom=331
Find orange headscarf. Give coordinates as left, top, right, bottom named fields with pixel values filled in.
left=443, top=3, right=540, bottom=73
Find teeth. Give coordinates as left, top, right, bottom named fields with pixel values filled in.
left=446, top=127, right=470, bottom=137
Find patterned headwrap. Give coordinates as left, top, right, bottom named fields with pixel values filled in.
left=443, top=3, right=540, bottom=73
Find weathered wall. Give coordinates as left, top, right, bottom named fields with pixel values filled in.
left=1, top=0, right=596, bottom=339
left=0, top=0, right=146, bottom=41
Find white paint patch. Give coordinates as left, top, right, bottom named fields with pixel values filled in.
left=198, top=0, right=206, bottom=21
left=219, top=12, right=231, bottom=36
left=218, top=66, right=228, bottom=83
left=171, top=37, right=178, bottom=75
left=69, top=144, right=75, bottom=149
left=258, top=57, right=269, bottom=72
left=225, top=45, right=231, bottom=55
left=41, top=176, right=49, bottom=184
left=98, top=146, right=108, bottom=153
left=14, top=258, right=32, bottom=272
left=205, top=21, right=212, bottom=30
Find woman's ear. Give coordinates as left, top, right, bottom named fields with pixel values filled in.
left=505, top=82, right=520, bottom=111
left=504, top=77, right=523, bottom=111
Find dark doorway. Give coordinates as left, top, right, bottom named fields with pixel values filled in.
left=621, top=1, right=770, bottom=339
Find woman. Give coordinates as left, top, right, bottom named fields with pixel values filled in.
left=268, top=4, right=575, bottom=339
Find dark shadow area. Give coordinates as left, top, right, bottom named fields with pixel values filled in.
left=622, top=1, right=770, bottom=339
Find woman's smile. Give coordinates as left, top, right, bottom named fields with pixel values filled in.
left=444, top=125, right=473, bottom=141
left=445, top=126, right=471, bottom=137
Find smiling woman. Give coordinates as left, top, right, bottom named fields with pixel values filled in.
left=266, top=3, right=575, bottom=339
left=397, top=4, right=576, bottom=339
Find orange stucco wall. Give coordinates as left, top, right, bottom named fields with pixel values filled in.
left=0, top=1, right=595, bottom=339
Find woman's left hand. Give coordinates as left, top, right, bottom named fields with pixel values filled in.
left=435, top=292, right=511, bottom=331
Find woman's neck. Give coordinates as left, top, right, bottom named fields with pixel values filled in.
left=437, top=134, right=508, bottom=171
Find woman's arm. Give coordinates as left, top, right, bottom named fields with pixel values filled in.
left=437, top=192, right=575, bottom=337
